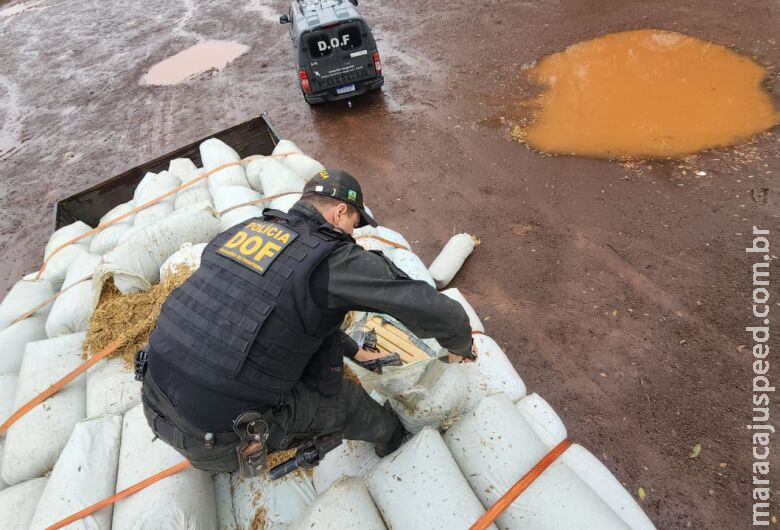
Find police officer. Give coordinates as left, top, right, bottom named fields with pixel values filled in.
left=140, top=169, right=475, bottom=473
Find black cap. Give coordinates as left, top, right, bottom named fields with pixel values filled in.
left=302, top=168, right=377, bottom=227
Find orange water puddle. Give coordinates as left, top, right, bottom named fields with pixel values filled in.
left=519, top=29, right=779, bottom=158
left=140, top=40, right=249, bottom=86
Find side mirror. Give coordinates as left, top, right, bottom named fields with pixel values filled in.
left=279, top=14, right=290, bottom=24
left=349, top=0, right=359, bottom=5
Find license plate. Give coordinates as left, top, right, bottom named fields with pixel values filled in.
left=336, top=84, right=356, bottom=95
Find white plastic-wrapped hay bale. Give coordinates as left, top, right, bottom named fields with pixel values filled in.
left=45, top=253, right=102, bottom=338
left=0, top=317, right=46, bottom=375
left=86, top=357, right=142, bottom=418
left=172, top=161, right=213, bottom=210
left=116, top=224, right=142, bottom=245
left=245, top=157, right=290, bottom=193
left=169, top=158, right=200, bottom=183
left=220, top=205, right=264, bottom=231
left=312, top=440, right=380, bottom=494
left=246, top=157, right=305, bottom=196
left=290, top=477, right=386, bottom=530
left=175, top=185, right=213, bottom=210
left=134, top=202, right=175, bottom=227
left=132, top=171, right=179, bottom=225
left=281, top=153, right=325, bottom=182
left=352, top=226, right=381, bottom=250
left=112, top=404, right=216, bottom=529
left=0, top=380, right=15, bottom=492
left=0, top=278, right=55, bottom=331
left=428, top=233, right=476, bottom=289
left=99, top=201, right=137, bottom=226
left=344, top=315, right=498, bottom=430
left=160, top=243, right=207, bottom=280
left=90, top=202, right=136, bottom=255
left=444, top=393, right=629, bottom=529
left=516, top=393, right=568, bottom=447
left=441, top=288, right=484, bottom=333
left=91, top=224, right=133, bottom=256
left=179, top=200, right=217, bottom=215
left=387, top=359, right=469, bottom=433
left=0, top=373, right=16, bottom=420
left=232, top=471, right=316, bottom=530
left=363, top=331, right=516, bottom=422
left=562, top=445, right=656, bottom=530
left=353, top=225, right=411, bottom=253
left=270, top=192, right=301, bottom=213
left=0, top=477, right=48, bottom=529
left=0, top=375, right=17, bottom=425
left=133, top=171, right=180, bottom=206
left=0, top=442, right=6, bottom=492
left=40, top=221, right=93, bottom=288
left=377, top=227, right=410, bottom=249
left=367, top=427, right=493, bottom=530
left=1, top=333, right=87, bottom=486
left=201, top=138, right=250, bottom=194
left=387, top=248, right=435, bottom=287
left=213, top=185, right=262, bottom=213
left=97, top=208, right=220, bottom=294
left=458, top=334, right=527, bottom=412
left=213, top=185, right=264, bottom=230
left=272, top=139, right=304, bottom=156
left=513, top=395, right=654, bottom=529
left=29, top=415, right=122, bottom=530
left=214, top=473, right=238, bottom=530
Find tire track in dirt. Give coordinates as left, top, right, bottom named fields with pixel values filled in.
left=0, top=75, right=22, bottom=161
left=174, top=0, right=200, bottom=42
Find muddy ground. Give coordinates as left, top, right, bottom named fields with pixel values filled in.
left=1, top=0, right=778, bottom=527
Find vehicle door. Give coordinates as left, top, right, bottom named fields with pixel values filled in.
left=333, top=21, right=375, bottom=86
left=302, top=27, right=346, bottom=93
left=288, top=7, right=297, bottom=68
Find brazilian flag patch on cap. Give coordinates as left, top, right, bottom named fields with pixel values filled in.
left=347, top=189, right=357, bottom=201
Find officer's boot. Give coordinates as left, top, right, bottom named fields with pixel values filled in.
left=374, top=403, right=409, bottom=457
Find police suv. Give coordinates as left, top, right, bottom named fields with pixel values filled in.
left=280, top=0, right=384, bottom=104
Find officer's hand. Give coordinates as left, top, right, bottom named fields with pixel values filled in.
left=448, top=342, right=478, bottom=364
left=354, top=348, right=387, bottom=362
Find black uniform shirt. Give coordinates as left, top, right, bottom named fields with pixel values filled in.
left=296, top=202, right=473, bottom=358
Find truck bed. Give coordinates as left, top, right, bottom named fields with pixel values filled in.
left=53, top=114, right=280, bottom=230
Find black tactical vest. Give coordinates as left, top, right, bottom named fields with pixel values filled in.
left=148, top=209, right=351, bottom=407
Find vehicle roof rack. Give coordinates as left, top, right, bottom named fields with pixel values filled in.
left=298, top=0, right=338, bottom=13
left=294, top=0, right=359, bottom=28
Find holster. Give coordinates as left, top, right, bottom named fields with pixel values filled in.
left=233, top=411, right=270, bottom=478
left=134, top=346, right=149, bottom=382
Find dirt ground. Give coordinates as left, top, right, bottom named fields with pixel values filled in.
left=1, top=0, right=778, bottom=527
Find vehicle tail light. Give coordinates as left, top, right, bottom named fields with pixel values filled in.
left=373, top=51, right=382, bottom=75
left=299, top=68, right=312, bottom=93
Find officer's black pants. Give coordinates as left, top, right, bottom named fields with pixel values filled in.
left=142, top=373, right=400, bottom=473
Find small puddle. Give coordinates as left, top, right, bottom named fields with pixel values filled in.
left=517, top=29, right=779, bottom=158
left=140, top=40, right=249, bottom=86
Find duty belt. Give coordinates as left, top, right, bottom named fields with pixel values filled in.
left=142, top=373, right=239, bottom=449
